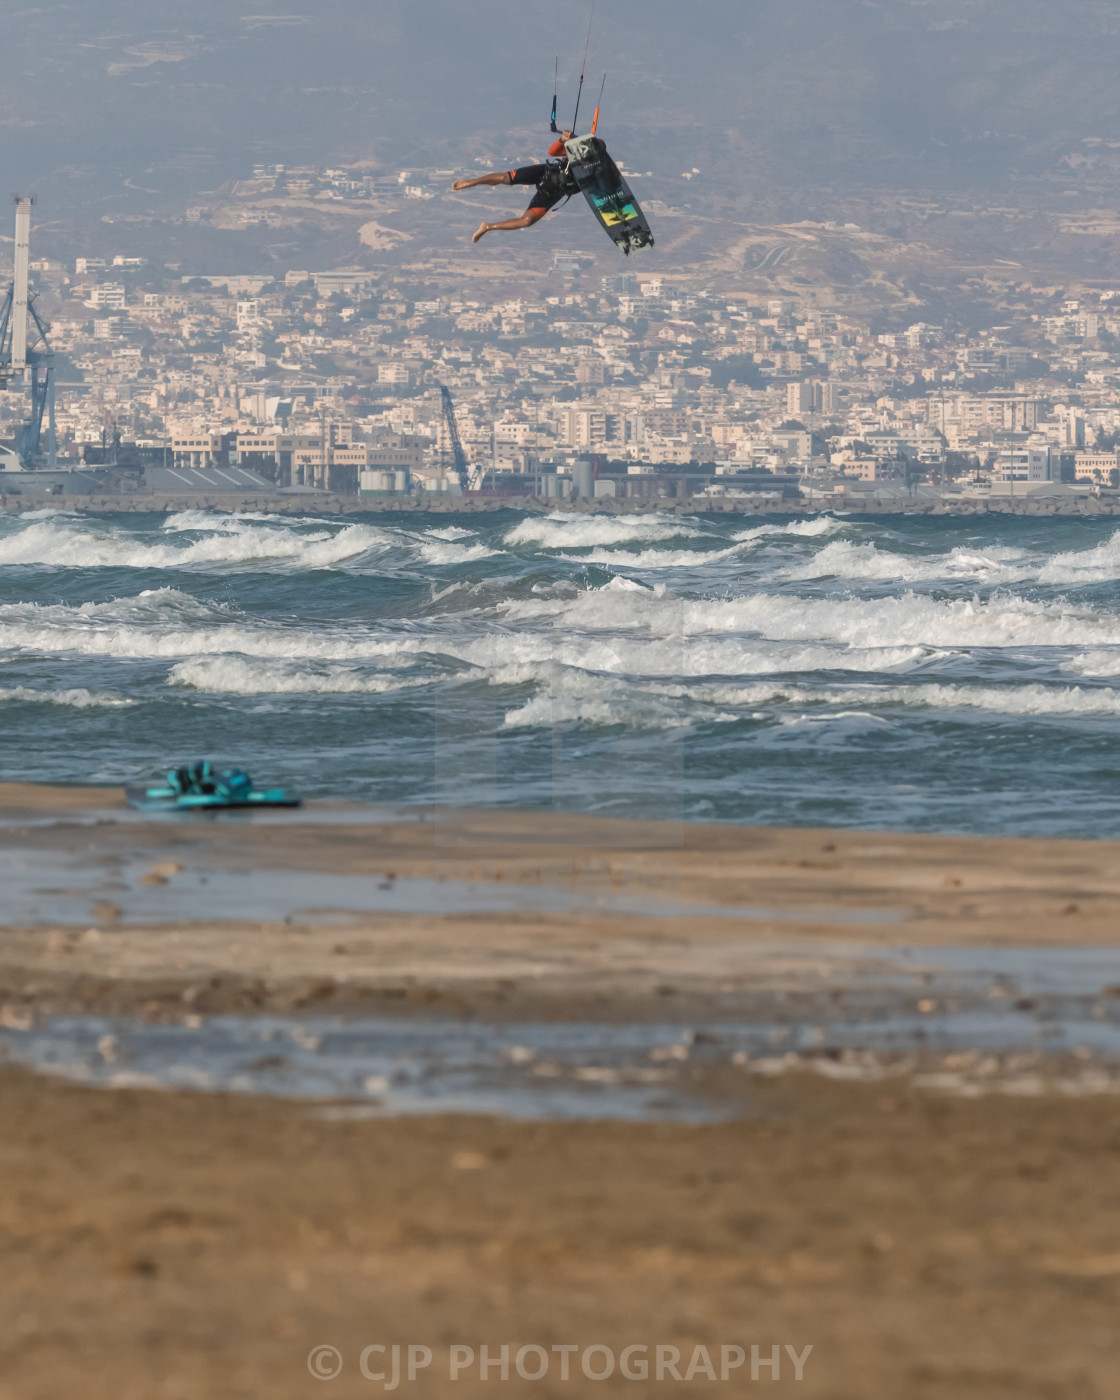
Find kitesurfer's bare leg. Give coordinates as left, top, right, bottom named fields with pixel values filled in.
left=473, top=213, right=538, bottom=243
left=453, top=172, right=514, bottom=191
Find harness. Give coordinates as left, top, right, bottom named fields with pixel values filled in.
left=538, top=157, right=579, bottom=208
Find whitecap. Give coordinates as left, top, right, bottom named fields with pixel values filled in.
left=0, top=517, right=395, bottom=571
left=782, top=515, right=848, bottom=537
left=733, top=514, right=846, bottom=543
left=683, top=679, right=1120, bottom=720
left=501, top=689, right=688, bottom=731
left=168, top=656, right=431, bottom=696
left=776, top=539, right=1034, bottom=585
left=558, top=544, right=742, bottom=569
left=524, top=580, right=1120, bottom=651
left=1038, top=529, right=1120, bottom=585
left=0, top=686, right=134, bottom=708
left=1064, top=650, right=1120, bottom=677
left=504, top=513, right=704, bottom=550
left=411, top=538, right=498, bottom=565
left=0, top=595, right=427, bottom=664
left=162, top=509, right=337, bottom=531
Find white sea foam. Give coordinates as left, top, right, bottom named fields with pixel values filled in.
left=499, top=573, right=659, bottom=622
left=520, top=580, right=1120, bottom=651
left=502, top=692, right=684, bottom=729
left=499, top=666, right=690, bottom=729
left=1064, top=650, right=1120, bottom=677
left=0, top=594, right=426, bottom=664
left=733, top=515, right=846, bottom=543
left=769, top=526, right=1120, bottom=588
left=686, top=680, right=1120, bottom=719
left=1037, top=530, right=1120, bottom=584
left=776, top=539, right=1034, bottom=584
left=504, top=514, right=704, bottom=549
left=496, top=674, right=1120, bottom=729
left=0, top=517, right=396, bottom=571
left=782, top=515, right=848, bottom=537
left=411, top=538, right=498, bottom=565
left=168, top=656, right=431, bottom=696
left=560, top=544, right=743, bottom=569
left=0, top=686, right=133, bottom=708
left=472, top=632, right=933, bottom=682
left=0, top=619, right=424, bottom=664
left=3, top=579, right=1098, bottom=697
left=160, top=510, right=312, bottom=533
left=6, top=508, right=79, bottom=521
left=426, top=525, right=477, bottom=541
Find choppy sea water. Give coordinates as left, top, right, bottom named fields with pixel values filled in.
left=4, top=505, right=1120, bottom=835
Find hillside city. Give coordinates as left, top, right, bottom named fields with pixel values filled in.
left=7, top=160, right=1120, bottom=504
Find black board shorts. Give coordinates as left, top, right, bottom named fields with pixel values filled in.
left=509, top=163, right=565, bottom=212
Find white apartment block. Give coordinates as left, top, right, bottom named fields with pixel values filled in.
left=87, top=284, right=126, bottom=310
left=994, top=446, right=1053, bottom=483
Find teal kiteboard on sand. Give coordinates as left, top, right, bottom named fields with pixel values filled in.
left=126, top=761, right=301, bottom=811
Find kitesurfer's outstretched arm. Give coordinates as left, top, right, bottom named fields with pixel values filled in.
left=452, top=134, right=573, bottom=193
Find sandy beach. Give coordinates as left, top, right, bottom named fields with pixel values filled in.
left=2, top=782, right=1120, bottom=1397
left=6, top=781, right=1120, bottom=1020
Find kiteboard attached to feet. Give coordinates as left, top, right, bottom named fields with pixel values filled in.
left=126, top=761, right=302, bottom=811
left=454, top=9, right=653, bottom=254
left=564, top=133, right=653, bottom=256
left=546, top=8, right=654, bottom=256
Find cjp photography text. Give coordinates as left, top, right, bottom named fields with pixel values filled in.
left=307, top=1343, right=814, bottom=1386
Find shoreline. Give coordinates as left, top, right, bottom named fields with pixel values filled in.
left=5, top=782, right=1120, bottom=1395
left=4, top=780, right=1120, bottom=1023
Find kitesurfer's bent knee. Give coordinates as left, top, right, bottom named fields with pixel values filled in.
left=472, top=209, right=543, bottom=243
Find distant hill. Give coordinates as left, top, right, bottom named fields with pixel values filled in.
left=7, top=1, right=1120, bottom=273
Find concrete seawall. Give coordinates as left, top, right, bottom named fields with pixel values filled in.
left=3, top=492, right=1120, bottom=517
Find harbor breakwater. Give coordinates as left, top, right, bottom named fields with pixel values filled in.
left=2, top=491, right=1119, bottom=517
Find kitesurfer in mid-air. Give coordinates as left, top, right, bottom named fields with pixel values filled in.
left=452, top=132, right=575, bottom=243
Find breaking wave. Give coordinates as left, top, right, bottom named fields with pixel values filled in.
left=689, top=679, right=1120, bottom=719
left=410, top=537, right=498, bottom=565
left=776, top=540, right=1035, bottom=584
left=508, top=579, right=1120, bottom=650
left=0, top=516, right=397, bottom=571
left=504, top=513, right=704, bottom=549
left=500, top=676, right=1120, bottom=731
left=168, top=656, right=433, bottom=696
left=6, top=506, right=1120, bottom=833
left=559, top=544, right=744, bottom=569
left=1064, top=649, right=1120, bottom=677
left=733, top=515, right=847, bottom=542
left=0, top=685, right=133, bottom=708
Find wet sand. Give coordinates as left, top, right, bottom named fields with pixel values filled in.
left=5, top=781, right=1120, bottom=1022
left=3, top=783, right=1120, bottom=1397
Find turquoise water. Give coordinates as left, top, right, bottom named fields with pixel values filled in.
left=3, top=505, right=1120, bottom=835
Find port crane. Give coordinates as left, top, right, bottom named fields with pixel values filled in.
left=0, top=197, right=57, bottom=465
left=439, top=384, right=482, bottom=491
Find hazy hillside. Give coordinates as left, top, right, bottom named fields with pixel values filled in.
left=5, top=0, right=1120, bottom=203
